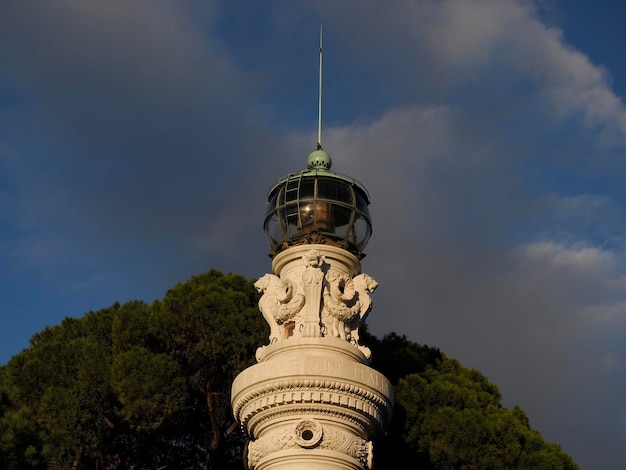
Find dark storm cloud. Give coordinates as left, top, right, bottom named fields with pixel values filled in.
left=0, top=0, right=284, bottom=280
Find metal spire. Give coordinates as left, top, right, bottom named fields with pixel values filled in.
left=317, top=25, right=323, bottom=150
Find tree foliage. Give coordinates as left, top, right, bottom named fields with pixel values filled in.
left=369, top=339, right=579, bottom=470
left=0, top=269, right=580, bottom=469
left=0, top=270, right=265, bottom=469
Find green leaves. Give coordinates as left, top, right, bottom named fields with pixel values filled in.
left=0, top=400, right=46, bottom=469
left=387, top=357, right=580, bottom=470
left=111, top=347, right=185, bottom=431
left=0, top=269, right=263, bottom=468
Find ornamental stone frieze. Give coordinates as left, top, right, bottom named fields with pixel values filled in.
left=246, top=419, right=372, bottom=469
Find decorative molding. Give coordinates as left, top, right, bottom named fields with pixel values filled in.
left=321, top=427, right=371, bottom=469
left=246, top=407, right=369, bottom=442
left=232, top=374, right=391, bottom=438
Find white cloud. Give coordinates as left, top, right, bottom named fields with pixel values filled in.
left=433, top=0, right=626, bottom=139
left=520, top=240, right=616, bottom=274
left=434, top=0, right=626, bottom=138
left=313, top=0, right=626, bottom=143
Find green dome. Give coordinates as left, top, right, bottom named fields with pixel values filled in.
left=307, top=149, right=332, bottom=170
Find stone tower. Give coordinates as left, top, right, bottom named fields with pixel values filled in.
left=231, top=148, right=393, bottom=470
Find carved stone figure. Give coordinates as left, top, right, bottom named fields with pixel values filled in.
left=322, top=270, right=358, bottom=339
left=254, top=273, right=304, bottom=344
left=346, top=273, right=378, bottom=356
left=300, top=249, right=325, bottom=338
left=320, top=270, right=378, bottom=357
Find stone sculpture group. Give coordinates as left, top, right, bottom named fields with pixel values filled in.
left=254, top=249, right=378, bottom=361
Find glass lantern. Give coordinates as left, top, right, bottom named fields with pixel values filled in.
left=263, top=150, right=372, bottom=258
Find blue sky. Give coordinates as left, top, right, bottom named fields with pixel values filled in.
left=1, top=1, right=626, bottom=467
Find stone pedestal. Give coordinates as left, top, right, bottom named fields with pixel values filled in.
left=232, top=245, right=393, bottom=469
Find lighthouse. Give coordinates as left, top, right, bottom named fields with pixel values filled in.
left=230, top=146, right=393, bottom=469
left=231, top=30, right=392, bottom=470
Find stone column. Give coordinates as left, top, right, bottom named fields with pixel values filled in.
left=231, top=245, right=393, bottom=470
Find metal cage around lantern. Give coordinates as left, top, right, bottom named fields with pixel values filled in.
left=263, top=169, right=372, bottom=258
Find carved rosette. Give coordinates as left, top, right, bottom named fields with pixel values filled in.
left=254, top=246, right=378, bottom=361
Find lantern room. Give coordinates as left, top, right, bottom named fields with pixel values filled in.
left=263, top=149, right=372, bottom=258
